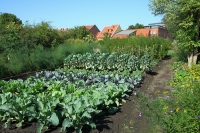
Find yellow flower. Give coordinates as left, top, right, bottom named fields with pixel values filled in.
left=6, top=25, right=10, bottom=28
left=163, top=106, right=168, bottom=110
left=184, top=109, right=187, bottom=113
left=176, top=107, right=180, bottom=112
left=154, top=90, right=160, bottom=94
left=163, top=91, right=169, bottom=95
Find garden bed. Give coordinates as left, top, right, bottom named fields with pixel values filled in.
left=0, top=56, right=174, bottom=133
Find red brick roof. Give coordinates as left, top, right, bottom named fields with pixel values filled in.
left=85, top=25, right=94, bottom=30
left=96, top=32, right=103, bottom=39
left=96, top=24, right=119, bottom=39
left=101, top=24, right=118, bottom=36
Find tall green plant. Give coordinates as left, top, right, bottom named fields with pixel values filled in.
left=149, top=0, right=200, bottom=67
left=99, top=36, right=170, bottom=59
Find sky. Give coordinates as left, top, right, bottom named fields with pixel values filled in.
left=1, top=0, right=163, bottom=31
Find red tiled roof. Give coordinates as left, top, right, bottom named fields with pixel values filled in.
left=97, top=24, right=119, bottom=39
left=96, top=32, right=104, bottom=38
left=101, top=24, right=118, bottom=36
left=85, top=25, right=94, bottom=30
left=136, top=29, right=150, bottom=36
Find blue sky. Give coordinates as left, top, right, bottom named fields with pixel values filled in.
left=1, top=0, right=163, bottom=31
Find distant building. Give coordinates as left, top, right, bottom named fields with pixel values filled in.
left=96, top=24, right=122, bottom=40
left=56, top=28, right=68, bottom=32
left=85, top=25, right=100, bottom=38
left=112, top=30, right=136, bottom=39
left=145, top=23, right=171, bottom=39
left=56, top=23, right=171, bottom=40
left=135, top=28, right=150, bottom=37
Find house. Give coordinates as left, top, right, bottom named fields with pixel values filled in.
left=112, top=30, right=136, bottom=39
left=85, top=25, right=100, bottom=38
left=146, top=23, right=171, bottom=39
left=149, top=26, right=171, bottom=39
left=135, top=28, right=150, bottom=37
left=127, top=23, right=171, bottom=39
left=96, top=24, right=122, bottom=40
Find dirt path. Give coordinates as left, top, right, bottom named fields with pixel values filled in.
left=89, top=57, right=174, bottom=133
left=0, top=57, right=174, bottom=133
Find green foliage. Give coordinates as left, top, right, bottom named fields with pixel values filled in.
left=0, top=20, right=64, bottom=54
left=0, top=13, right=22, bottom=25
left=21, top=21, right=64, bottom=48
left=0, top=42, right=104, bottom=79
left=0, top=68, right=143, bottom=132
left=0, top=21, right=23, bottom=53
left=127, top=23, right=144, bottom=29
left=60, top=26, right=90, bottom=41
left=99, top=36, right=171, bottom=60
left=162, top=15, right=178, bottom=39
left=64, top=52, right=152, bottom=72
left=149, top=0, right=200, bottom=63
left=102, top=32, right=111, bottom=40
left=83, top=34, right=95, bottom=43
left=135, top=62, right=200, bottom=133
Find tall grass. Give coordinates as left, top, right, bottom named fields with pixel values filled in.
left=0, top=42, right=105, bottom=79
left=99, top=36, right=171, bottom=60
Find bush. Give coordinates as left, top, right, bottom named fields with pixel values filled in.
left=135, top=63, right=200, bottom=133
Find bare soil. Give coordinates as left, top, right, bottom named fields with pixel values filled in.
left=0, top=57, right=174, bottom=133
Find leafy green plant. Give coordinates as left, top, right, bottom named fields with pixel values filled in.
left=64, top=52, right=152, bottom=72
left=135, top=62, right=200, bottom=133
left=0, top=67, right=143, bottom=133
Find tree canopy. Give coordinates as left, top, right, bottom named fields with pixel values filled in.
left=149, top=0, right=200, bottom=66
left=127, top=23, right=144, bottom=30
left=61, top=26, right=90, bottom=40
left=0, top=12, right=22, bottom=25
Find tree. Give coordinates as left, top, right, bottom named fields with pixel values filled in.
left=62, top=26, right=90, bottom=40
left=0, top=12, right=22, bottom=25
left=21, top=21, right=64, bottom=48
left=149, top=0, right=200, bottom=67
left=127, top=25, right=135, bottom=30
left=127, top=23, right=144, bottom=29
left=161, top=14, right=178, bottom=39
left=0, top=13, right=23, bottom=53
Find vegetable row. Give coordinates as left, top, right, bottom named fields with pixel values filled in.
left=0, top=69, right=142, bottom=133
left=64, top=52, right=152, bottom=72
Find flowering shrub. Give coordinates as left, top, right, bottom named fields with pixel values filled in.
left=0, top=22, right=23, bottom=53
left=135, top=62, right=200, bottom=133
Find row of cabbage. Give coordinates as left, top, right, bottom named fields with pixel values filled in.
left=64, top=53, right=152, bottom=72
left=0, top=70, right=142, bottom=133
left=0, top=53, right=152, bottom=133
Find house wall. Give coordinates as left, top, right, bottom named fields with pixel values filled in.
left=136, top=29, right=150, bottom=37
left=112, top=34, right=128, bottom=39
left=150, top=27, right=171, bottom=39
left=89, top=25, right=100, bottom=38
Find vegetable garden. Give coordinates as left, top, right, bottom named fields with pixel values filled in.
left=0, top=52, right=152, bottom=133
left=0, top=22, right=172, bottom=132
